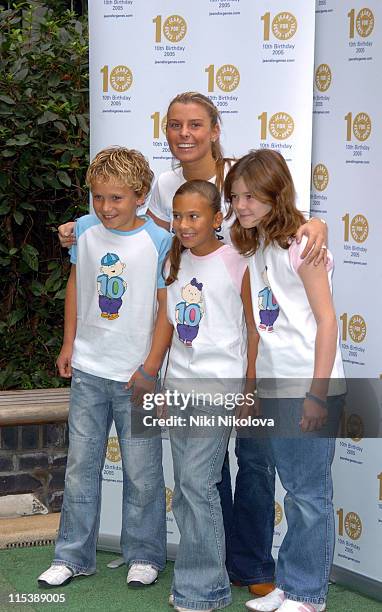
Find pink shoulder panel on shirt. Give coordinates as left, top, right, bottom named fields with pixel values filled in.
left=288, top=236, right=333, bottom=273
left=220, top=245, right=248, bottom=292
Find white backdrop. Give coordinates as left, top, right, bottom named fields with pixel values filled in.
left=88, top=0, right=382, bottom=599
left=89, top=0, right=315, bottom=206
left=312, top=0, right=382, bottom=596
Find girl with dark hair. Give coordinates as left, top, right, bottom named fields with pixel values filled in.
left=134, top=178, right=257, bottom=611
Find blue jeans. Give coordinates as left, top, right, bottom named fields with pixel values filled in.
left=262, top=395, right=345, bottom=604
left=224, top=436, right=275, bottom=584
left=217, top=453, right=233, bottom=561
left=169, top=403, right=232, bottom=610
left=54, top=369, right=166, bottom=573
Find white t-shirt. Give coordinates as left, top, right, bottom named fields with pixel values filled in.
left=148, top=165, right=234, bottom=244
left=249, top=236, right=345, bottom=398
left=165, top=245, right=248, bottom=391
left=69, top=214, right=172, bottom=382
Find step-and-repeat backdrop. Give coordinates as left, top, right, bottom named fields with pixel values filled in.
left=311, top=1, right=382, bottom=594
left=88, top=0, right=382, bottom=598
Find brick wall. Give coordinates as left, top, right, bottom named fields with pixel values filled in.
left=0, top=423, right=68, bottom=512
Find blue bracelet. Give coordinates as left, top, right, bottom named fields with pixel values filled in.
left=138, top=365, right=157, bottom=382
left=305, top=392, right=327, bottom=409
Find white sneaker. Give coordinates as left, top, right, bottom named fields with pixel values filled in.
left=246, top=587, right=285, bottom=611
left=277, top=601, right=326, bottom=612
left=169, top=593, right=174, bottom=606
left=37, top=564, right=94, bottom=588
left=126, top=563, right=158, bottom=587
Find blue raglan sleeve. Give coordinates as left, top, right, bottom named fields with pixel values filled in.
left=156, top=232, right=172, bottom=288
left=69, top=215, right=100, bottom=264
left=145, top=221, right=172, bottom=288
left=69, top=222, right=79, bottom=264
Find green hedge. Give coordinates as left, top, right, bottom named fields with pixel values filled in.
left=0, top=2, right=89, bottom=388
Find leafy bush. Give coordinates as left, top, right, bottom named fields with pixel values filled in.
left=0, top=2, right=89, bottom=388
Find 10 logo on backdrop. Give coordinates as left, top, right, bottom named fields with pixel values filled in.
left=103, top=436, right=122, bottom=483
left=258, top=112, right=294, bottom=158
left=348, top=7, right=374, bottom=38
left=347, top=7, right=375, bottom=61
left=312, top=164, right=329, bottom=192
left=261, top=11, right=297, bottom=62
left=314, top=63, right=332, bottom=114
left=151, top=112, right=171, bottom=161
left=101, top=65, right=133, bottom=93
left=311, top=163, right=329, bottom=214
left=339, top=416, right=364, bottom=463
left=338, top=405, right=364, bottom=467
left=345, top=111, right=372, bottom=164
left=336, top=508, right=362, bottom=562
left=100, top=65, right=133, bottom=112
left=342, top=210, right=368, bottom=267
left=340, top=311, right=367, bottom=366
left=205, top=64, right=240, bottom=115
left=153, top=14, right=187, bottom=63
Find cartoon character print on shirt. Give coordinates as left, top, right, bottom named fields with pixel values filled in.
left=175, top=277, right=204, bottom=347
left=97, top=252, right=127, bottom=320
left=258, top=266, right=279, bottom=333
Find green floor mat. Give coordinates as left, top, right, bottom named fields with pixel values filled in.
left=0, top=546, right=381, bottom=611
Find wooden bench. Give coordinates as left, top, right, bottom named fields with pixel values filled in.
left=0, top=389, right=70, bottom=543
left=0, top=389, right=70, bottom=427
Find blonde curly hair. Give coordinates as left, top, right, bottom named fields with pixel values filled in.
left=86, top=147, right=154, bottom=197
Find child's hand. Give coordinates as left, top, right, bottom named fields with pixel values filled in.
left=156, top=401, right=167, bottom=419
left=235, top=398, right=261, bottom=430
left=58, top=221, right=76, bottom=248
left=56, top=346, right=73, bottom=378
left=126, top=368, right=157, bottom=408
left=300, top=397, right=328, bottom=432
left=235, top=380, right=259, bottom=430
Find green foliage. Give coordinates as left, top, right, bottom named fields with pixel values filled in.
left=0, top=2, right=89, bottom=388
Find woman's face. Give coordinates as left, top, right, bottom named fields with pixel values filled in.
left=166, top=102, right=220, bottom=166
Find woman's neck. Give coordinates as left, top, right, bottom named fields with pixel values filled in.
left=182, top=155, right=217, bottom=182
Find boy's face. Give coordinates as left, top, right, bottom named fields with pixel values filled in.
left=91, top=179, right=145, bottom=232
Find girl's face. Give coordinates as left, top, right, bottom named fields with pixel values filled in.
left=230, top=177, right=272, bottom=229
left=172, top=192, right=223, bottom=256
left=166, top=102, right=219, bottom=166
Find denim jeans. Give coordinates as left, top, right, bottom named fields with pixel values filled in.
left=217, top=453, right=233, bottom=561
left=169, top=402, right=232, bottom=610
left=54, top=369, right=166, bottom=574
left=262, top=395, right=345, bottom=604
left=224, top=436, right=276, bottom=584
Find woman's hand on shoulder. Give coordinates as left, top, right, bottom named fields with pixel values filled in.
left=147, top=209, right=171, bottom=231
left=58, top=221, right=76, bottom=248
left=295, top=218, right=328, bottom=266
